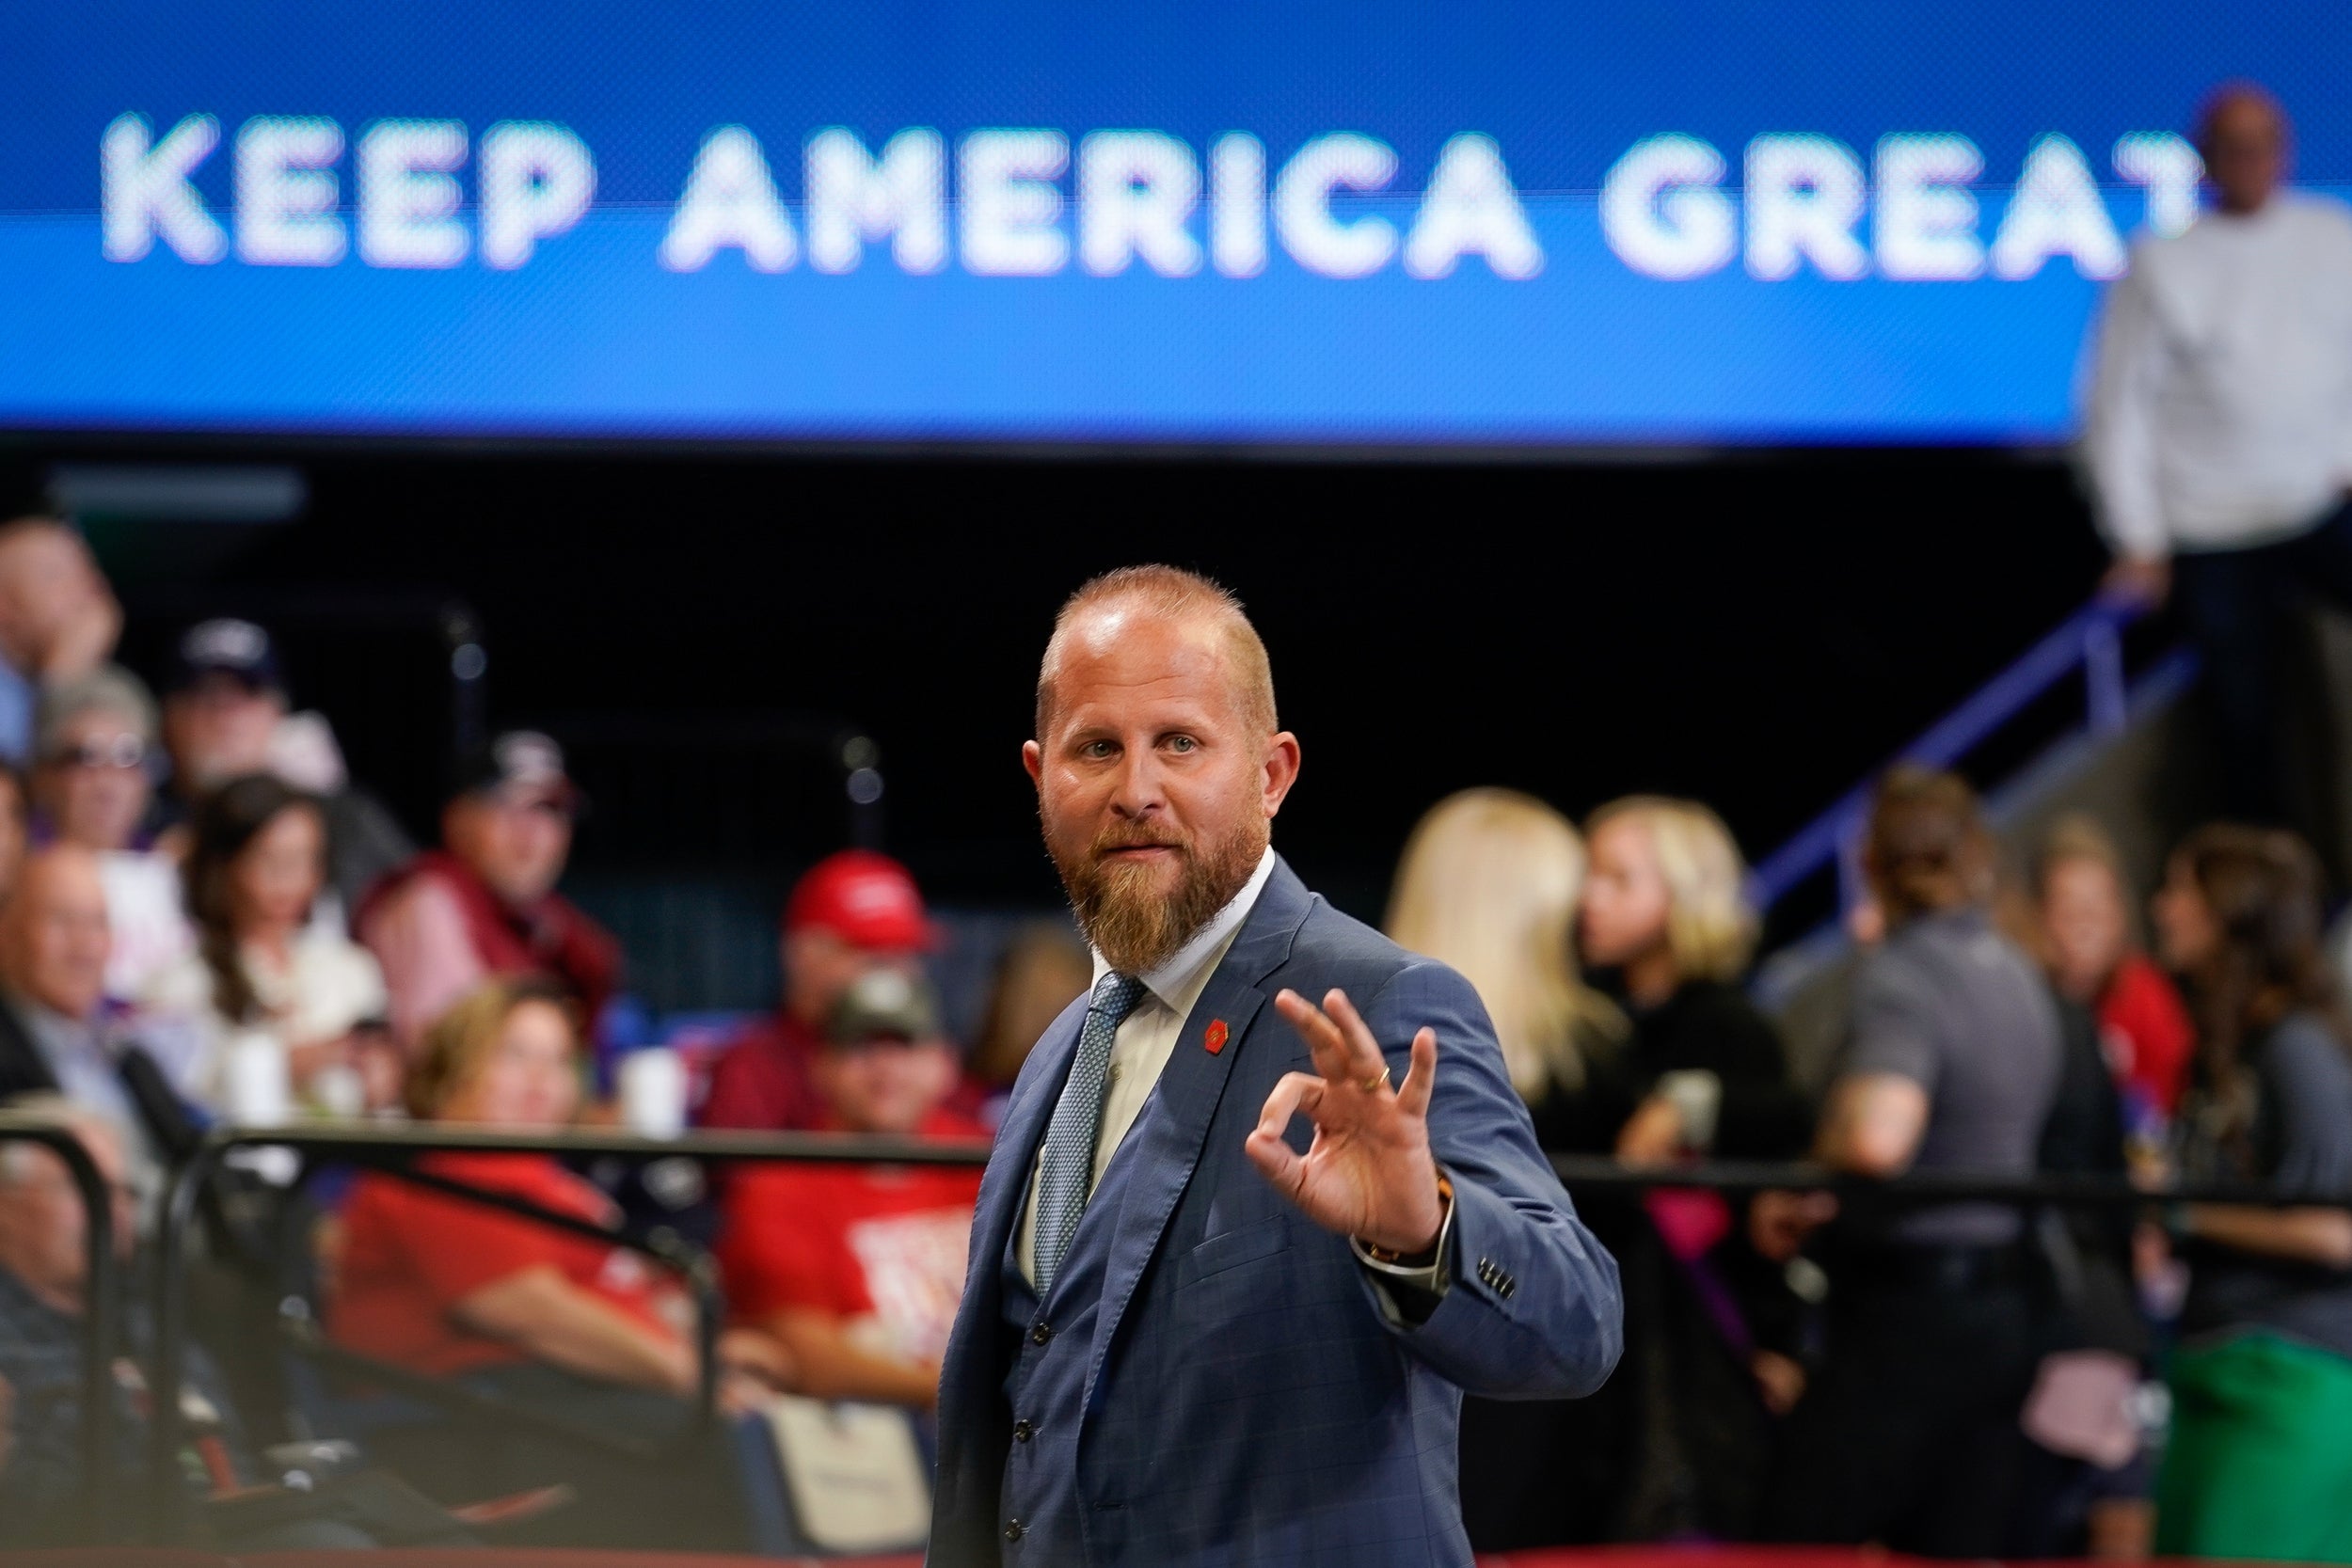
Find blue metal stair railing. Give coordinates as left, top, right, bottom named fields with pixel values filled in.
left=1746, top=595, right=2184, bottom=920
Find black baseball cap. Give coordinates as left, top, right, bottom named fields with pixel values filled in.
left=167, top=618, right=284, bottom=696
left=453, top=729, right=585, bottom=812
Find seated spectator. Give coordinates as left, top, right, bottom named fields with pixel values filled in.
left=1579, top=795, right=1810, bottom=1164
left=1771, top=767, right=2063, bottom=1557
left=0, top=1095, right=461, bottom=1550
left=0, top=519, right=120, bottom=769
left=1385, top=788, right=1624, bottom=1149
left=0, top=847, right=195, bottom=1179
left=30, top=667, right=193, bottom=1001
left=332, top=977, right=786, bottom=1546
left=358, top=733, right=619, bottom=1051
left=964, top=920, right=1091, bottom=1125
left=0, top=1097, right=146, bottom=1545
left=2151, top=825, right=2352, bottom=1562
left=701, top=849, right=937, bottom=1132
left=143, top=774, right=391, bottom=1117
left=2031, top=815, right=2195, bottom=1136
left=721, top=969, right=986, bottom=1409
left=152, top=618, right=415, bottom=927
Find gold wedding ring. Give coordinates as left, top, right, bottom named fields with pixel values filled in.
left=1360, top=1066, right=1393, bottom=1094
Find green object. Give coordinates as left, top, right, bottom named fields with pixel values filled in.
left=2157, top=1330, right=2352, bottom=1561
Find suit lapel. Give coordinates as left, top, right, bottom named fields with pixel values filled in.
left=1081, top=860, right=1315, bottom=1416
left=0, top=997, right=60, bottom=1098
left=965, top=996, right=1087, bottom=1298
left=934, top=990, right=1087, bottom=1491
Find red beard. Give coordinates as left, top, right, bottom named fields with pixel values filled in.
left=1054, top=817, right=1264, bottom=975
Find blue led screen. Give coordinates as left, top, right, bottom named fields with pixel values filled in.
left=4, top=2, right=2345, bottom=445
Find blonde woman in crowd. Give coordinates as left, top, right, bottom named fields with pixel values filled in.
left=1577, top=796, right=1816, bottom=1540
left=1386, top=787, right=1624, bottom=1149
left=1579, top=796, right=1809, bottom=1164
left=1387, top=788, right=1628, bottom=1550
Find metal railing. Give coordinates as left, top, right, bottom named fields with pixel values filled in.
left=1549, top=1153, right=2352, bottom=1210
left=131, top=1124, right=2352, bottom=1543
left=0, top=1112, right=121, bottom=1541
left=148, top=1122, right=991, bottom=1537
left=1746, top=596, right=2180, bottom=918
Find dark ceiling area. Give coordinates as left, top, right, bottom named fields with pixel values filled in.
left=1, top=441, right=2118, bottom=927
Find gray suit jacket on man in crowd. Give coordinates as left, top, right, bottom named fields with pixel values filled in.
left=929, top=857, right=1624, bottom=1567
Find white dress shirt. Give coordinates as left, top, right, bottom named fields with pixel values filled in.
left=2084, top=194, right=2352, bottom=558
left=1016, top=847, right=1277, bottom=1285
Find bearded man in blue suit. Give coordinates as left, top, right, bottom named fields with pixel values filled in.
left=929, top=565, right=1622, bottom=1567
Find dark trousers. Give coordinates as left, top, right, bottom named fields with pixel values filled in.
left=1767, top=1275, right=2039, bottom=1558
left=2174, top=500, right=2352, bottom=828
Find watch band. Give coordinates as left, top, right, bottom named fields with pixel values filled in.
left=1353, top=1171, right=1455, bottom=1276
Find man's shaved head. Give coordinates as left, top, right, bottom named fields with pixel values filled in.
left=2197, top=82, right=2290, bottom=215
left=2196, top=82, right=2288, bottom=155
left=1, top=845, right=111, bottom=1022
left=1036, top=565, right=1277, bottom=741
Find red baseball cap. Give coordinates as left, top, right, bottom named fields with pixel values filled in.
left=785, top=850, right=938, bottom=952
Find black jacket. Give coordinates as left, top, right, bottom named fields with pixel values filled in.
left=0, top=999, right=202, bottom=1163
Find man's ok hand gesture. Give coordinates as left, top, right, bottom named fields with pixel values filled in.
left=1247, top=988, right=1445, bottom=1257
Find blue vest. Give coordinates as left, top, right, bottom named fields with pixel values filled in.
left=993, top=1095, right=1161, bottom=1562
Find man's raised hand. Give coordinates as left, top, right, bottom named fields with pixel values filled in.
left=1246, top=987, right=1444, bottom=1256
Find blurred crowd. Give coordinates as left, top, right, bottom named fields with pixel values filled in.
left=1385, top=779, right=2352, bottom=1565
left=0, top=511, right=1012, bottom=1550
left=6, top=77, right=2352, bottom=1553
left=0, top=492, right=2344, bottom=1558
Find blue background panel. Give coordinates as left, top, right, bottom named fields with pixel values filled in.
left=5, top=2, right=2346, bottom=445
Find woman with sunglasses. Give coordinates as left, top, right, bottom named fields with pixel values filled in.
left=27, top=666, right=192, bottom=1004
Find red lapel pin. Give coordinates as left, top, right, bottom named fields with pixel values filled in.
left=1203, top=1019, right=1229, bottom=1054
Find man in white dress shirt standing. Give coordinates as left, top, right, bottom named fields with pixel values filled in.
left=2084, top=84, right=2352, bottom=824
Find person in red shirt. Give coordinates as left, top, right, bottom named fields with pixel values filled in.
left=337, top=974, right=786, bottom=1391
left=698, top=848, right=937, bottom=1132
left=2033, top=816, right=2197, bottom=1125
left=357, top=733, right=621, bottom=1052
left=721, top=967, right=987, bottom=1409
left=332, top=976, right=787, bottom=1546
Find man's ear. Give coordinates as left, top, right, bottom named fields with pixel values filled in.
left=1022, top=739, right=1044, bottom=787
left=1262, top=731, right=1301, bottom=817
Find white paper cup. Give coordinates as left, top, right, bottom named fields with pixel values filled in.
left=223, top=1031, right=290, bottom=1128
left=310, top=1062, right=366, bottom=1120
left=619, top=1047, right=688, bottom=1139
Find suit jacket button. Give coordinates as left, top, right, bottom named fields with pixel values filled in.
left=1005, top=1519, right=1025, bottom=1542
left=1013, top=1419, right=1034, bottom=1442
left=1031, top=1323, right=1053, bottom=1345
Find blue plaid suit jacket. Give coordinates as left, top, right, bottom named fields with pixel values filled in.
left=929, top=858, right=1623, bottom=1567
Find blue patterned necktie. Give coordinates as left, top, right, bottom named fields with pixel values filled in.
left=1032, top=971, right=1150, bottom=1296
